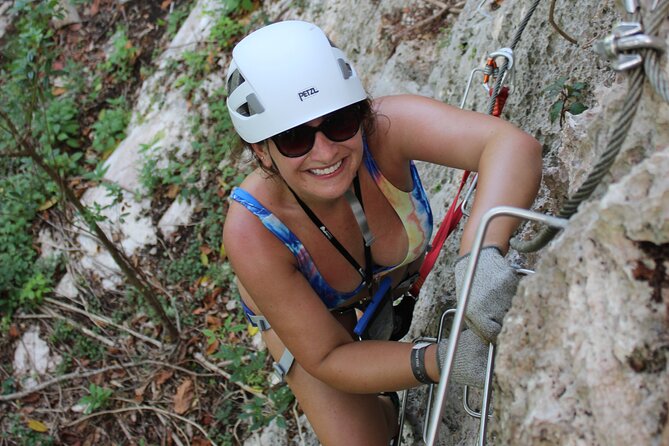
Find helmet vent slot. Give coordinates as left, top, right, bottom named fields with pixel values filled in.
left=246, top=93, right=265, bottom=116
left=227, top=69, right=245, bottom=94
left=236, top=104, right=250, bottom=117
left=338, top=58, right=353, bottom=80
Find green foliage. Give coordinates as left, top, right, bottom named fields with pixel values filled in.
left=204, top=311, right=295, bottom=432
left=138, top=87, right=243, bottom=211
left=50, top=319, right=106, bottom=362
left=221, top=0, right=255, bottom=14
left=211, top=398, right=238, bottom=445
left=209, top=15, right=246, bottom=50
left=173, top=50, right=210, bottom=98
left=1, top=0, right=60, bottom=135
left=204, top=313, right=265, bottom=385
left=2, top=413, right=55, bottom=446
left=34, top=96, right=81, bottom=149
left=2, top=377, right=16, bottom=395
left=162, top=242, right=210, bottom=286
left=0, top=1, right=88, bottom=329
left=0, top=169, right=61, bottom=328
left=163, top=3, right=194, bottom=39
left=78, top=383, right=113, bottom=414
left=100, top=27, right=139, bottom=83
left=546, top=77, right=589, bottom=126
left=18, top=272, right=52, bottom=309
left=240, top=386, right=295, bottom=431
left=91, top=97, right=130, bottom=155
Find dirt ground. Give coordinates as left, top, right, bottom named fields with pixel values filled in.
left=0, top=1, right=286, bottom=445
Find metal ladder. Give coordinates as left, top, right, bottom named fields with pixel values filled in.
left=396, top=206, right=569, bottom=445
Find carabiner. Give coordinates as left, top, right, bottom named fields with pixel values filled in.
left=482, top=48, right=514, bottom=92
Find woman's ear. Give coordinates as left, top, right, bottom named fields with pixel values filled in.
left=250, top=142, right=271, bottom=169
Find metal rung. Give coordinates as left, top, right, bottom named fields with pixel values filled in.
left=463, top=385, right=494, bottom=419
left=424, top=206, right=569, bottom=446
left=421, top=311, right=497, bottom=445
left=396, top=310, right=496, bottom=446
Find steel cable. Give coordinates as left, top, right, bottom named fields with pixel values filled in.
left=644, top=0, right=669, bottom=101
left=486, top=0, right=542, bottom=115
left=510, top=0, right=668, bottom=252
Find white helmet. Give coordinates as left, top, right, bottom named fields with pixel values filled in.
left=226, top=21, right=367, bottom=143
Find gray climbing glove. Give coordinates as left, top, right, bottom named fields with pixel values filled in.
left=437, top=329, right=488, bottom=388
left=454, top=246, right=519, bottom=345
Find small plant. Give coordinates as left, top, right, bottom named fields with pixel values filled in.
left=173, top=50, right=210, bottom=98
left=221, top=0, right=255, bottom=14
left=163, top=3, right=194, bottom=39
left=3, top=413, right=55, bottom=446
left=36, top=96, right=81, bottom=149
left=546, top=77, right=589, bottom=126
left=100, top=27, right=138, bottom=83
left=209, top=15, right=246, bottom=50
left=78, top=383, right=113, bottom=414
left=240, top=385, right=295, bottom=431
left=91, top=97, right=130, bottom=156
left=18, top=272, right=52, bottom=310
left=0, top=172, right=61, bottom=329
left=2, top=377, right=16, bottom=395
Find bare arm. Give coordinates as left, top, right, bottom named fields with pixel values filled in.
left=223, top=200, right=436, bottom=392
left=373, top=95, right=542, bottom=254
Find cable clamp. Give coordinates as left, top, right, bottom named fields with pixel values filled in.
left=595, top=22, right=666, bottom=71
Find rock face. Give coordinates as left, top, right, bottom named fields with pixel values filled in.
left=270, top=0, right=669, bottom=444
left=47, top=0, right=668, bottom=444
left=496, top=150, right=669, bottom=446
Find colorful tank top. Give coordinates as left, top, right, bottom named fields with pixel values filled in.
left=230, top=136, right=433, bottom=309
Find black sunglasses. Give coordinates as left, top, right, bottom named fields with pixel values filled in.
left=270, top=104, right=362, bottom=158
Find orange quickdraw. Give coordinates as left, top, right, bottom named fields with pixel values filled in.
left=482, top=57, right=498, bottom=86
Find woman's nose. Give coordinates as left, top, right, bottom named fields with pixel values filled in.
left=308, top=131, right=338, bottom=161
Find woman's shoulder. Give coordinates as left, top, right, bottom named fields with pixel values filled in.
left=225, top=173, right=275, bottom=242
left=372, top=94, right=450, bottom=115
left=369, top=95, right=442, bottom=157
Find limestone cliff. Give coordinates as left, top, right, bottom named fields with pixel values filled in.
left=280, top=0, right=669, bottom=444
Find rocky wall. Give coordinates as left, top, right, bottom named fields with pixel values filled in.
left=281, top=0, right=669, bottom=444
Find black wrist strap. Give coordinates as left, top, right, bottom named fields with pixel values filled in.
left=411, top=342, right=437, bottom=385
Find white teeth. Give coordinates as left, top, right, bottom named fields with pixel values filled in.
left=310, top=160, right=342, bottom=176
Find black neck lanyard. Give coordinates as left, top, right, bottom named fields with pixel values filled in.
left=288, top=175, right=374, bottom=293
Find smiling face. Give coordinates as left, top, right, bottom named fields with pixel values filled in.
left=252, top=115, right=364, bottom=204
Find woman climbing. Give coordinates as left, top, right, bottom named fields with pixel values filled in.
left=222, top=20, right=542, bottom=445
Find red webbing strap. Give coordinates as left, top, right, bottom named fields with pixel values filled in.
left=410, top=171, right=471, bottom=297
left=409, top=86, right=510, bottom=297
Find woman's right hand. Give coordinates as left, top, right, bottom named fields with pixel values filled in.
left=436, top=329, right=489, bottom=388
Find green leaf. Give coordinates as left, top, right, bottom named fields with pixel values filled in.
left=568, top=102, right=588, bottom=116
left=545, top=77, right=567, bottom=97
left=549, top=100, right=564, bottom=123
